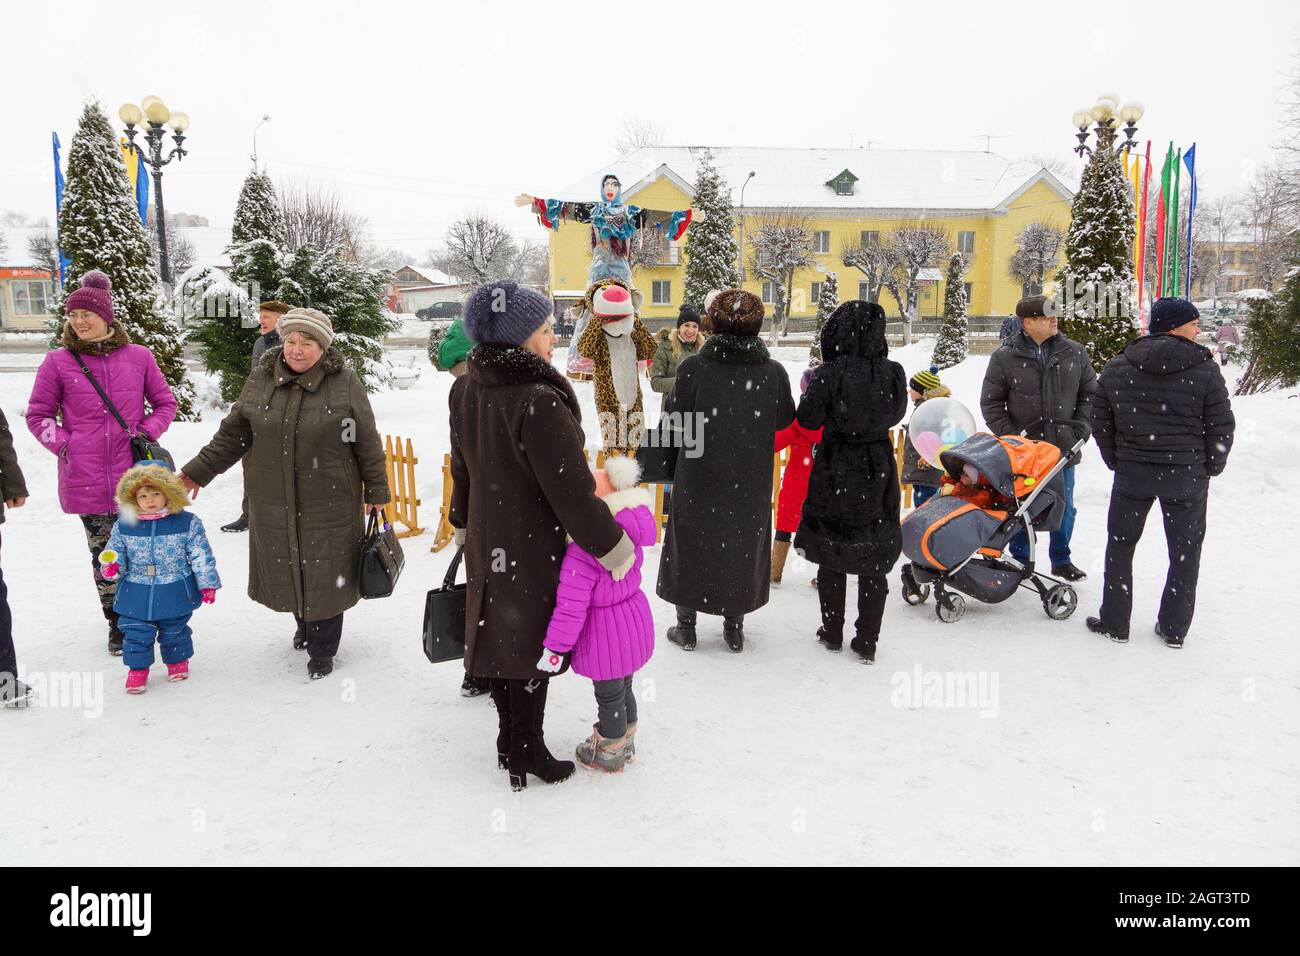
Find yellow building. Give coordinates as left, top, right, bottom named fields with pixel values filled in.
left=541, top=146, right=1074, bottom=322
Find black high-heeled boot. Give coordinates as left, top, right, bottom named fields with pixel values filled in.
left=488, top=679, right=511, bottom=770
left=506, top=679, right=575, bottom=791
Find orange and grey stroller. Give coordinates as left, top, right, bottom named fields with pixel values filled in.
left=899, top=432, right=1085, bottom=623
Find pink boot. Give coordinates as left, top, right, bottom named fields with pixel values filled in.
left=125, top=669, right=149, bottom=694
left=166, top=661, right=190, bottom=682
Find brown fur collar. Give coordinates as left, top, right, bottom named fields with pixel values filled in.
left=61, top=321, right=131, bottom=354
left=468, top=342, right=583, bottom=422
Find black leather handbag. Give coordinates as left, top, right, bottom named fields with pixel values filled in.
left=75, top=355, right=175, bottom=469
left=358, top=507, right=404, bottom=599
left=422, top=546, right=467, bottom=663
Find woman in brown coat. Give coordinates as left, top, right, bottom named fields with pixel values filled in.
left=449, top=280, right=634, bottom=791
left=180, top=308, right=389, bottom=680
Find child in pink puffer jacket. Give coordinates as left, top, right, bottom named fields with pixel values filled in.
left=540, top=455, right=656, bottom=773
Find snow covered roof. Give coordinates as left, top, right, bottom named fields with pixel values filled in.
left=550, top=146, right=1074, bottom=213
left=396, top=264, right=457, bottom=285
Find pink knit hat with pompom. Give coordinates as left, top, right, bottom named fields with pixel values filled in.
left=64, top=270, right=116, bottom=326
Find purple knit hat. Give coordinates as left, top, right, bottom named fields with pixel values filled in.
left=64, top=270, right=116, bottom=326
left=463, top=280, right=552, bottom=346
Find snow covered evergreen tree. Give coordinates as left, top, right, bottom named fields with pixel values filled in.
left=810, top=271, right=838, bottom=361
left=56, top=101, right=195, bottom=419
left=1236, top=239, right=1300, bottom=394
left=275, top=244, right=397, bottom=391
left=932, top=254, right=970, bottom=368
left=188, top=171, right=288, bottom=402
left=1058, top=142, right=1137, bottom=368
left=683, top=150, right=739, bottom=309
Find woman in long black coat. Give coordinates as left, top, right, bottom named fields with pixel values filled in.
left=794, top=301, right=907, bottom=663
left=654, top=289, right=795, bottom=654
left=449, top=281, right=634, bottom=790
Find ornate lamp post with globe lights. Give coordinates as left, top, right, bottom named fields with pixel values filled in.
left=1071, top=93, right=1143, bottom=157
left=118, top=96, right=190, bottom=284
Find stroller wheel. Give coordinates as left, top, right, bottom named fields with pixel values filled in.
left=1043, top=584, right=1078, bottom=621
left=935, top=591, right=966, bottom=623
left=901, top=566, right=931, bottom=605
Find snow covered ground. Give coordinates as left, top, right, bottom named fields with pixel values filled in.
left=2, top=342, right=1296, bottom=866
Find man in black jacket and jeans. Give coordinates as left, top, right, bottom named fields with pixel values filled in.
left=981, top=294, right=1097, bottom=580
left=1087, top=298, right=1235, bottom=648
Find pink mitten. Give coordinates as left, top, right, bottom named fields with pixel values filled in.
left=201, top=588, right=216, bottom=605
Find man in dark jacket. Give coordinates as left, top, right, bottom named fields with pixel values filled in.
left=980, top=294, right=1097, bottom=580
left=0, top=407, right=33, bottom=706
left=1086, top=298, right=1235, bottom=648
left=222, top=300, right=290, bottom=534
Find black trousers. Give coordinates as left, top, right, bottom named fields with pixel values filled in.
left=1099, top=463, right=1208, bottom=641
left=817, top=569, right=888, bottom=642
left=0, top=534, right=15, bottom=679
left=292, top=612, right=345, bottom=659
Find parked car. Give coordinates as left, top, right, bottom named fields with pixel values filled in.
left=417, top=301, right=462, bottom=321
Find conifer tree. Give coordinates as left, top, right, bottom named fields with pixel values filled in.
left=683, top=149, right=740, bottom=308
left=810, top=271, right=838, bottom=361
left=56, top=101, right=195, bottom=418
left=1058, top=142, right=1138, bottom=368
left=932, top=254, right=970, bottom=368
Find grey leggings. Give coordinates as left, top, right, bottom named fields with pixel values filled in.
left=593, top=675, right=638, bottom=739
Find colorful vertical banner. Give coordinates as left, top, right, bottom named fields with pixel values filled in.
left=52, top=132, right=71, bottom=287
left=1136, top=141, right=1152, bottom=328
left=1183, top=144, right=1197, bottom=299
left=1156, top=143, right=1171, bottom=296
left=1168, top=147, right=1182, bottom=297
left=118, top=138, right=149, bottom=225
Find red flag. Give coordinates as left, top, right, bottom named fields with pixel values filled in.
left=1136, top=141, right=1152, bottom=329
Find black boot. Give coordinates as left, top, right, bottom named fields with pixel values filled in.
left=221, top=516, right=249, bottom=533
left=667, top=605, right=697, bottom=651
left=307, top=657, right=333, bottom=679
left=817, top=626, right=843, bottom=653
left=107, top=611, right=123, bottom=657
left=1086, top=615, right=1128, bottom=643
left=849, top=635, right=877, bottom=664
left=488, top=679, right=511, bottom=770
left=1155, top=622, right=1184, bottom=649
left=507, top=680, right=575, bottom=790
left=293, top=623, right=308, bottom=650
left=1052, top=563, right=1088, bottom=582
left=460, top=674, right=490, bottom=698
left=723, top=616, right=744, bottom=653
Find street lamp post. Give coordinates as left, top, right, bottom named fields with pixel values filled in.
left=252, top=113, right=270, bottom=170
left=738, top=170, right=755, bottom=284
left=1071, top=93, right=1143, bottom=158
left=119, top=97, right=191, bottom=285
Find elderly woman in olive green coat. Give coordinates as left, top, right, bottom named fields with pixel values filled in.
left=180, top=308, right=389, bottom=680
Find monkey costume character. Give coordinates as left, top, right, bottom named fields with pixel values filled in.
left=576, top=279, right=657, bottom=458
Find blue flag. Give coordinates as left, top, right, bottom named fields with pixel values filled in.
left=52, top=132, right=71, bottom=287
left=1183, top=144, right=1197, bottom=299
left=134, top=148, right=149, bottom=224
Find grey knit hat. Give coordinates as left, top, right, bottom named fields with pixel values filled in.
left=278, top=307, right=334, bottom=347
left=463, top=280, right=552, bottom=346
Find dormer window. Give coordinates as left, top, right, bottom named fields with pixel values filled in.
left=827, top=169, right=858, bottom=196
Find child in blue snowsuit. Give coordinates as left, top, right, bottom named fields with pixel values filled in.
left=98, top=462, right=220, bottom=693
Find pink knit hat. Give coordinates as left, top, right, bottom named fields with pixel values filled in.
left=64, top=270, right=116, bottom=326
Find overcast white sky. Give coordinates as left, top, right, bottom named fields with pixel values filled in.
left=3, top=0, right=1296, bottom=261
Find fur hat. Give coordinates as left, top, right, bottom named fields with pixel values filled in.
left=278, top=307, right=335, bottom=347
left=707, top=289, right=765, bottom=336
left=1149, top=297, right=1199, bottom=335
left=1015, top=294, right=1057, bottom=320
left=64, top=270, right=116, bottom=326
left=115, top=461, right=189, bottom=518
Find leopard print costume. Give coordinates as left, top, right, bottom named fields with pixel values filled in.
left=575, top=278, right=657, bottom=458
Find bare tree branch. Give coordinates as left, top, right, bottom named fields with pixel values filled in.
left=280, top=180, right=370, bottom=259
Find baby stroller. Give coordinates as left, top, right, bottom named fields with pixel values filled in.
left=899, top=431, right=1086, bottom=624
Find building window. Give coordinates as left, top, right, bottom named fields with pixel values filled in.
left=860, top=230, right=879, bottom=247
left=1221, top=251, right=1234, bottom=266
left=12, top=280, right=49, bottom=316
left=652, top=280, right=671, bottom=305
left=858, top=281, right=871, bottom=300
left=957, top=231, right=976, bottom=257
left=1240, top=250, right=1255, bottom=265
left=668, top=241, right=681, bottom=265
left=834, top=179, right=853, bottom=196
left=813, top=231, right=830, bottom=254
left=811, top=281, right=823, bottom=305
left=963, top=282, right=973, bottom=305
left=762, top=281, right=778, bottom=305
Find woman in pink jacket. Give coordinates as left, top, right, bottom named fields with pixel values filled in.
left=25, top=271, right=178, bottom=656
left=541, top=455, right=656, bottom=774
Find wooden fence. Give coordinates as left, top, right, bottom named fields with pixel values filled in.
left=375, top=435, right=424, bottom=539
left=430, top=430, right=914, bottom=552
